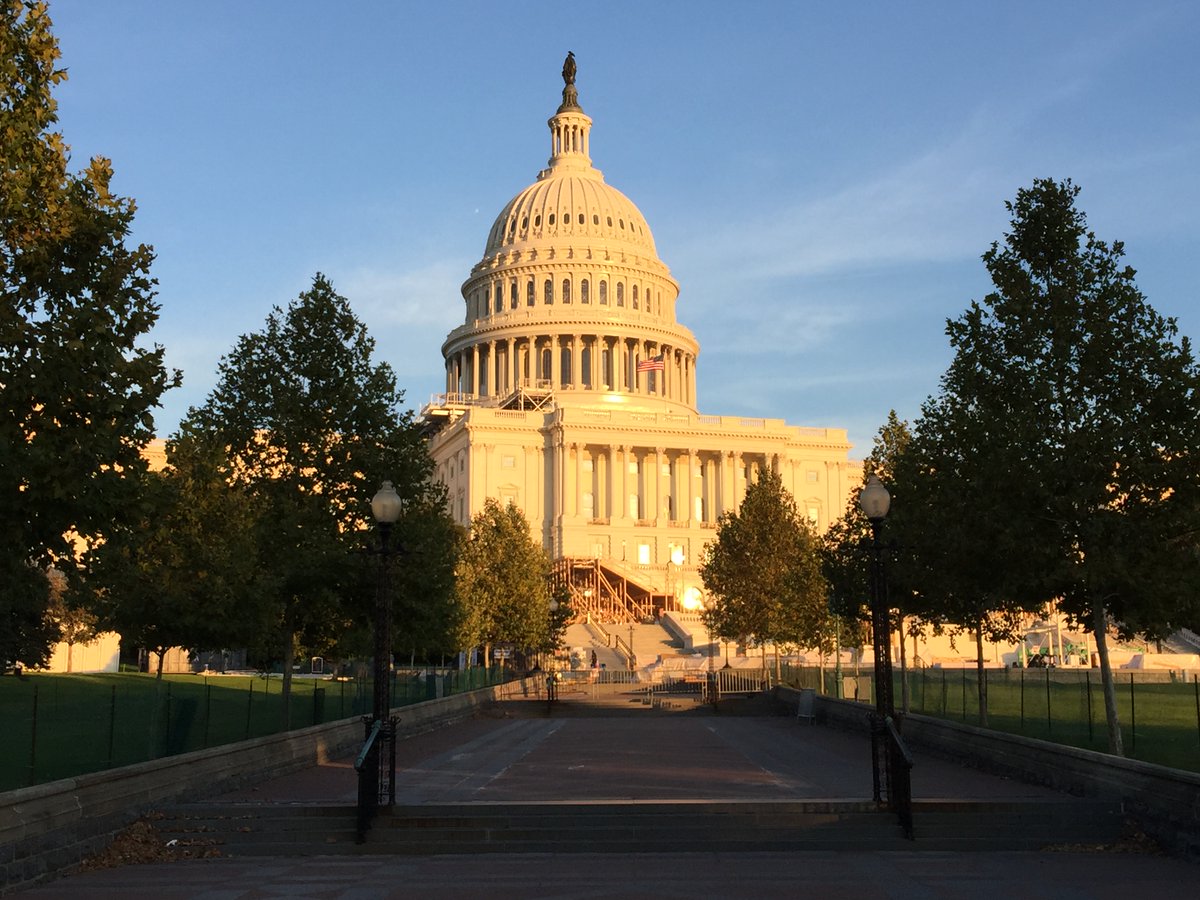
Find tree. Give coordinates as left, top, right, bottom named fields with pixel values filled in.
left=453, top=498, right=553, bottom=666
left=905, top=178, right=1200, bottom=752
left=1, top=1, right=179, bottom=668
left=183, top=274, right=448, bottom=716
left=822, top=412, right=909, bottom=700
left=700, top=469, right=827, bottom=678
left=89, top=435, right=263, bottom=678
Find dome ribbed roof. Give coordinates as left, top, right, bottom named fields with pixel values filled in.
left=484, top=174, right=657, bottom=257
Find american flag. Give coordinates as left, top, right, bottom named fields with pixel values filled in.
left=636, top=355, right=665, bottom=373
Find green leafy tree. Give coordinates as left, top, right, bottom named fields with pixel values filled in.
left=453, top=499, right=553, bottom=666
left=183, top=274, right=448, bottom=716
left=700, top=469, right=827, bottom=678
left=1, top=1, right=179, bottom=668
left=904, top=178, right=1200, bottom=752
left=822, top=413, right=909, bottom=697
left=89, top=435, right=262, bottom=678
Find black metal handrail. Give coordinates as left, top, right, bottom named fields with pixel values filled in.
left=355, top=717, right=384, bottom=842
left=884, top=715, right=914, bottom=840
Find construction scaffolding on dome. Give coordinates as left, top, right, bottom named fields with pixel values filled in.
left=552, top=557, right=674, bottom=625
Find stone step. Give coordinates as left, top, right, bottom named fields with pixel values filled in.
left=155, top=797, right=1125, bottom=856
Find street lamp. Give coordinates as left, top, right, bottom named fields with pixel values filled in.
left=357, top=480, right=401, bottom=839
left=858, top=474, right=911, bottom=836
left=370, top=480, right=402, bottom=725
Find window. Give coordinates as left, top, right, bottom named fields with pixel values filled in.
left=502, top=455, right=515, bottom=468
left=493, top=286, right=502, bottom=313
left=606, top=216, right=613, bottom=227
left=638, top=543, right=651, bottom=565
left=549, top=213, right=556, bottom=226
left=578, top=213, right=584, bottom=224
left=544, top=279, right=553, bottom=304
left=806, top=470, right=819, bottom=483
left=580, top=279, right=589, bottom=304
left=562, top=279, right=571, bottom=304
left=599, top=281, right=608, bottom=305
left=527, top=280, right=535, bottom=306
left=616, top=283, right=624, bottom=306
left=632, top=285, right=639, bottom=309
left=534, top=214, right=541, bottom=228
left=593, top=214, right=599, bottom=225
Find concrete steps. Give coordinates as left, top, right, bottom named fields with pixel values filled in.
left=155, top=797, right=1125, bottom=856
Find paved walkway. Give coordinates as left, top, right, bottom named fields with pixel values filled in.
left=15, top=693, right=1199, bottom=898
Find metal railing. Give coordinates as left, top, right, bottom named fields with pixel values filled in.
left=354, top=715, right=396, bottom=842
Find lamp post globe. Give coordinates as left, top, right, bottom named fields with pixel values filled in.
left=371, top=481, right=403, bottom=525
left=858, top=473, right=891, bottom=524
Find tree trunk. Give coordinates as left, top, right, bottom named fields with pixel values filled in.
left=975, top=619, right=988, bottom=728
left=155, top=647, right=165, bottom=680
left=1092, top=601, right=1124, bottom=756
left=281, top=630, right=294, bottom=730
left=897, top=614, right=909, bottom=713
left=774, top=644, right=781, bottom=683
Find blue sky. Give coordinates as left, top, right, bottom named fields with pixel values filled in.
left=48, top=1, right=1200, bottom=456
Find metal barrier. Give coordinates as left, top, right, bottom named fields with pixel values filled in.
left=354, top=715, right=396, bottom=842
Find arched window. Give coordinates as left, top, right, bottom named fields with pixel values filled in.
left=599, top=281, right=608, bottom=305
left=540, top=348, right=551, bottom=381
left=510, top=283, right=518, bottom=309
left=494, top=285, right=502, bottom=313
left=632, top=285, right=639, bottom=309
left=527, top=280, right=535, bottom=306
left=616, top=283, right=624, bottom=306
left=578, top=213, right=584, bottom=225
left=544, top=279, right=553, bottom=304
left=562, top=279, right=571, bottom=304
left=561, top=346, right=572, bottom=385
left=549, top=213, right=556, bottom=226
left=601, top=348, right=612, bottom=389
left=580, top=279, right=590, bottom=304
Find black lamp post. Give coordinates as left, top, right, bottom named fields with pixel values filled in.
left=858, top=474, right=912, bottom=836
left=358, top=480, right=401, bottom=829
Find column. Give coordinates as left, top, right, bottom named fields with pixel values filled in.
left=654, top=447, right=665, bottom=522
left=471, top=345, right=480, bottom=396
left=608, top=444, right=617, bottom=518
left=574, top=442, right=583, bottom=518
left=685, top=449, right=696, bottom=525
left=551, top=334, right=561, bottom=389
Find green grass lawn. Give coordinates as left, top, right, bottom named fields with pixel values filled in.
left=905, top=666, right=1200, bottom=772
left=0, top=672, right=375, bottom=791
left=0, top=668, right=509, bottom=792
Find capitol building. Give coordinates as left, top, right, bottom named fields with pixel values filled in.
left=421, top=58, right=860, bottom=624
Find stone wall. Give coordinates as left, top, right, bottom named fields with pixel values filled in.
left=1, top=679, right=527, bottom=894
left=778, top=685, right=1200, bottom=858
